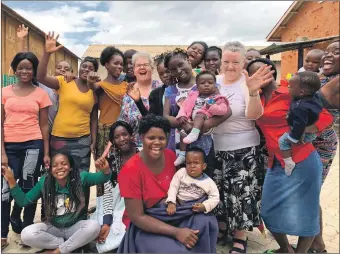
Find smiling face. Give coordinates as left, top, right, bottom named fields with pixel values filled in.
left=112, top=125, right=132, bottom=153
left=221, top=50, right=245, bottom=82
left=55, top=60, right=72, bottom=76
left=79, top=61, right=96, bottom=81
left=15, top=59, right=34, bottom=83
left=244, top=50, right=261, bottom=68
left=197, top=73, right=216, bottom=96
left=51, top=154, right=71, bottom=181
left=185, top=151, right=207, bottom=178
left=106, top=54, right=124, bottom=79
left=157, top=62, right=172, bottom=85
left=204, top=50, right=221, bottom=74
left=168, top=56, right=192, bottom=83
left=322, top=41, right=340, bottom=77
left=187, top=43, right=205, bottom=68
left=134, top=56, right=152, bottom=82
left=141, top=127, right=167, bottom=160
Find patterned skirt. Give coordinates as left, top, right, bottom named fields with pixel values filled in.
left=212, top=146, right=264, bottom=235
left=95, top=123, right=113, bottom=160
left=50, top=135, right=91, bottom=172
left=312, top=127, right=338, bottom=184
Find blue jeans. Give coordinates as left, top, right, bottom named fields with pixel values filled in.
left=279, top=132, right=317, bottom=151
left=1, top=139, right=43, bottom=238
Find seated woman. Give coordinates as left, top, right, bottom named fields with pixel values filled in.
left=94, top=121, right=139, bottom=251
left=117, top=114, right=218, bottom=253
left=1, top=153, right=111, bottom=254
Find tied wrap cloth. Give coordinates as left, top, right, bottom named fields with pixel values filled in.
left=117, top=196, right=218, bottom=253
left=99, top=80, right=128, bottom=105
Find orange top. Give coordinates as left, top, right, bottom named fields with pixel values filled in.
left=2, top=85, right=52, bottom=142
left=98, top=81, right=128, bottom=125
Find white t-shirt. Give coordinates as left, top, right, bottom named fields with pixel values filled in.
left=213, top=74, right=260, bottom=151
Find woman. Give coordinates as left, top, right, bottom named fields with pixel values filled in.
left=117, top=114, right=218, bottom=253
left=247, top=59, right=334, bottom=253
left=1, top=152, right=111, bottom=254
left=163, top=49, right=228, bottom=174
left=308, top=40, right=339, bottom=253
left=94, top=121, right=139, bottom=248
left=128, top=52, right=173, bottom=116
left=1, top=52, right=51, bottom=249
left=244, top=48, right=261, bottom=69
left=36, top=32, right=98, bottom=172
left=204, top=46, right=222, bottom=75
left=118, top=52, right=161, bottom=148
left=212, top=41, right=273, bottom=253
left=187, top=41, right=208, bottom=74
left=120, top=49, right=137, bottom=83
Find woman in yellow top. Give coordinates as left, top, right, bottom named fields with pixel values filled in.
left=36, top=32, right=98, bottom=172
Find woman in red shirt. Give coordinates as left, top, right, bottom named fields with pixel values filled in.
left=247, top=59, right=333, bottom=253
left=117, top=114, right=218, bottom=253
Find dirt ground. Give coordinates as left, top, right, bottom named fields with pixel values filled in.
left=3, top=147, right=339, bottom=253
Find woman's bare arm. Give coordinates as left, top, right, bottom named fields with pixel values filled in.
left=163, top=98, right=181, bottom=128
left=37, top=52, right=60, bottom=90
left=319, top=76, right=339, bottom=109
left=202, top=107, right=232, bottom=132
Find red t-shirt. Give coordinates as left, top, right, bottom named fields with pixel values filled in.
left=118, top=149, right=176, bottom=228
left=256, top=86, right=333, bottom=168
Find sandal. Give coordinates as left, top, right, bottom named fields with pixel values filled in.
left=1, top=238, right=9, bottom=250
left=229, top=237, right=248, bottom=253
left=308, top=247, right=327, bottom=253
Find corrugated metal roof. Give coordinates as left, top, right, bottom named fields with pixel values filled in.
left=83, top=44, right=281, bottom=61
left=1, top=2, right=81, bottom=60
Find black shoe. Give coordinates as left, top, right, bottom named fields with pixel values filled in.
left=10, top=217, right=23, bottom=234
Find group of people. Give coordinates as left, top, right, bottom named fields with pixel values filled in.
left=1, top=24, right=339, bottom=254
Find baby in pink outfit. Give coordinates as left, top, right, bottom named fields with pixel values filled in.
left=175, top=71, right=229, bottom=166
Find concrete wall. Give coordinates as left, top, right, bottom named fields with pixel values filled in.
left=1, top=9, right=79, bottom=78
left=279, top=1, right=339, bottom=78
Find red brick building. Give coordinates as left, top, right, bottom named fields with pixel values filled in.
left=266, top=1, right=339, bottom=78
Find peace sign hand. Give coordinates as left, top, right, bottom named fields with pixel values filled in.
left=45, top=31, right=63, bottom=53
left=87, top=72, right=101, bottom=85
left=243, top=65, right=275, bottom=93
left=17, top=24, right=28, bottom=39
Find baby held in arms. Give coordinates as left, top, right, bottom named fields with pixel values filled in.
left=166, top=147, right=219, bottom=215
left=279, top=71, right=323, bottom=176
left=174, top=71, right=229, bottom=166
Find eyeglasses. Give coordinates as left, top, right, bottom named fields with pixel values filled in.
left=135, top=63, right=151, bottom=69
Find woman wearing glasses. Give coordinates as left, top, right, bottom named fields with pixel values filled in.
left=118, top=52, right=161, bottom=148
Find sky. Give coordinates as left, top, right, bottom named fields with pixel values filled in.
left=3, top=1, right=293, bottom=57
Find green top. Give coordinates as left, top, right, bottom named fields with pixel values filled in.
left=10, top=171, right=111, bottom=228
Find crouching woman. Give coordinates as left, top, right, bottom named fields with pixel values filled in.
left=1, top=153, right=111, bottom=254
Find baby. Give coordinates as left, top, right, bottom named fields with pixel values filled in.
left=279, top=71, right=323, bottom=176
left=298, top=49, right=324, bottom=73
left=174, top=71, right=229, bottom=166
left=166, top=147, right=219, bottom=215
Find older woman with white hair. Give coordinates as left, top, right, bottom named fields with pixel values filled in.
left=118, top=51, right=161, bottom=148
left=212, top=41, right=274, bottom=253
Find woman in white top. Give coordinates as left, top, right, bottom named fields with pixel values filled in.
left=212, top=41, right=274, bottom=253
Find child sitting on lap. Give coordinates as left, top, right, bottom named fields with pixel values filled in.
left=166, top=147, right=219, bottom=215
left=174, top=71, right=229, bottom=166
left=279, top=71, right=323, bottom=176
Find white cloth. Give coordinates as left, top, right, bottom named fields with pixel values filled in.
left=166, top=168, right=219, bottom=213
left=213, top=74, right=260, bottom=151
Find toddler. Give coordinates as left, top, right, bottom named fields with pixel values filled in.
left=279, top=71, right=323, bottom=175
left=174, top=71, right=229, bottom=166
left=298, top=49, right=324, bottom=73
left=166, top=147, right=219, bottom=215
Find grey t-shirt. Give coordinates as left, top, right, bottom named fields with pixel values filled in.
left=38, top=83, right=58, bottom=132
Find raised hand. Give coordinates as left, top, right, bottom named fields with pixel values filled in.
left=127, top=82, right=141, bottom=102
left=243, top=65, right=275, bottom=93
left=94, top=157, right=109, bottom=172
left=45, top=31, right=63, bottom=53
left=64, top=72, right=77, bottom=82
left=87, top=72, right=101, bottom=85
left=17, top=24, right=28, bottom=39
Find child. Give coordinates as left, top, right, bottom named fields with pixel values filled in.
left=166, top=147, right=219, bottom=215
left=298, top=49, right=324, bottom=73
left=1, top=153, right=111, bottom=253
left=174, top=71, right=229, bottom=166
left=279, top=71, right=323, bottom=175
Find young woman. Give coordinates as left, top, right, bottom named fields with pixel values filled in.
left=1, top=52, right=51, bottom=249
left=36, top=32, right=98, bottom=172
left=95, top=121, right=139, bottom=246
left=117, top=114, right=218, bottom=253
left=1, top=152, right=111, bottom=254
left=204, top=46, right=222, bottom=75
left=187, top=41, right=208, bottom=74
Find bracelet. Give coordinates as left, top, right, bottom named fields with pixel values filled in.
left=249, top=91, right=259, bottom=97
